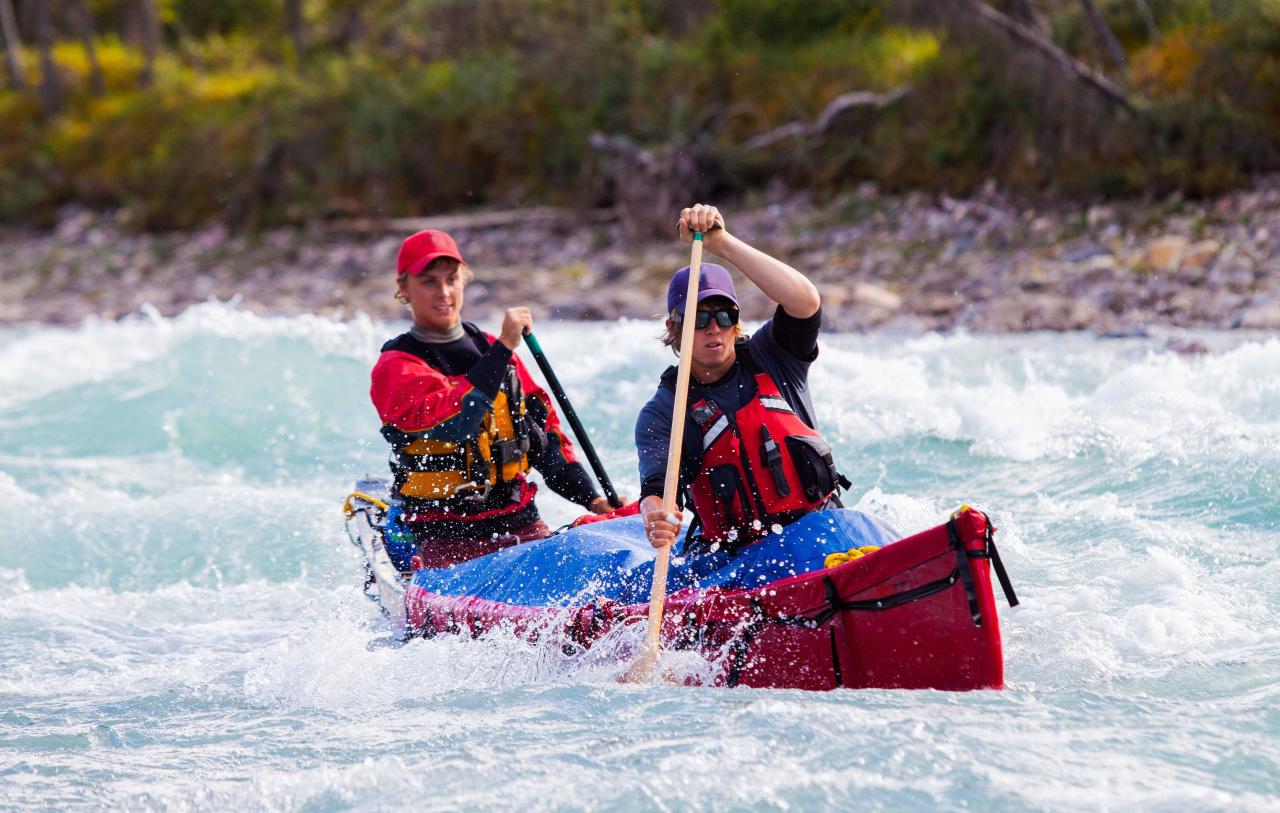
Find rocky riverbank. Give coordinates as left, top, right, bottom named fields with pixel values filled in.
left=3, top=178, right=1279, bottom=335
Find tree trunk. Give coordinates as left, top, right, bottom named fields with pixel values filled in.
left=1003, top=0, right=1043, bottom=31
left=0, top=0, right=25, bottom=90
left=1079, top=0, right=1127, bottom=69
left=72, top=0, right=104, bottom=96
left=330, top=6, right=363, bottom=50
left=284, top=0, right=304, bottom=61
left=1132, top=0, right=1159, bottom=41
left=138, top=0, right=158, bottom=87
left=35, top=0, right=61, bottom=115
left=958, top=0, right=1132, bottom=114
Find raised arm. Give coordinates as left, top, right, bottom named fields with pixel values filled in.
left=677, top=203, right=821, bottom=319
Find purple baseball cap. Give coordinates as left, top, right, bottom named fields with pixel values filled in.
left=666, top=263, right=738, bottom=314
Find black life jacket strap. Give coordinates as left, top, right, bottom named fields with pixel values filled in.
left=759, top=425, right=789, bottom=497
left=392, top=448, right=469, bottom=473
left=679, top=485, right=706, bottom=555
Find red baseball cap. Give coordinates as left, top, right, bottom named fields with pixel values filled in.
left=396, top=230, right=465, bottom=278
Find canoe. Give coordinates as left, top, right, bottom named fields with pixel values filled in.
left=344, top=481, right=1018, bottom=691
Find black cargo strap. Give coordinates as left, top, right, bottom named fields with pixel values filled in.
left=408, top=604, right=437, bottom=641
left=829, top=627, right=845, bottom=687
left=947, top=518, right=983, bottom=626
left=766, top=570, right=963, bottom=630
left=965, top=515, right=1020, bottom=608
left=724, top=600, right=766, bottom=688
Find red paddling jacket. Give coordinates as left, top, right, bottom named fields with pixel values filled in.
left=371, top=323, right=599, bottom=537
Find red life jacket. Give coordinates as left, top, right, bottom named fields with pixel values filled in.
left=685, top=352, right=848, bottom=548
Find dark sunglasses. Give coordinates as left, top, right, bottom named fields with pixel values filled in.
left=678, top=308, right=739, bottom=330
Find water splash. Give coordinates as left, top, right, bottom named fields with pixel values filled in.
left=2, top=305, right=1278, bottom=810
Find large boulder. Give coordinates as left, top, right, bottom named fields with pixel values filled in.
left=1144, top=236, right=1189, bottom=272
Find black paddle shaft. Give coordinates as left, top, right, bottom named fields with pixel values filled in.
left=522, top=331, right=623, bottom=509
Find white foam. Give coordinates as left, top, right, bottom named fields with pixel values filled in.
left=0, top=302, right=386, bottom=410
left=0, top=567, right=31, bottom=596
left=3, top=315, right=1278, bottom=810
left=1003, top=493, right=1270, bottom=683
left=814, top=332, right=1280, bottom=464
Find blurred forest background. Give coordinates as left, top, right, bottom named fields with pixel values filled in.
left=1, top=0, right=1277, bottom=232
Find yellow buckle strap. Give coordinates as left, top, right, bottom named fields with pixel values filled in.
left=343, top=491, right=390, bottom=519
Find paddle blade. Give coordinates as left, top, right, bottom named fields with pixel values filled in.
left=621, top=643, right=662, bottom=683
left=620, top=644, right=684, bottom=685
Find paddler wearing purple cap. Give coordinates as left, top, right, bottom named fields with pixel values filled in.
left=635, top=203, right=852, bottom=554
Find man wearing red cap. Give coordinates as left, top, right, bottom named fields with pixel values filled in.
left=371, top=230, right=611, bottom=568
left=637, top=204, right=851, bottom=553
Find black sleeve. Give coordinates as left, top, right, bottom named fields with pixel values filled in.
left=464, top=341, right=513, bottom=399
left=544, top=460, right=601, bottom=508
left=769, top=304, right=822, bottom=362
left=640, top=474, right=666, bottom=502
left=641, top=476, right=689, bottom=509
left=533, top=426, right=600, bottom=507
left=638, top=428, right=700, bottom=507
left=526, top=392, right=599, bottom=507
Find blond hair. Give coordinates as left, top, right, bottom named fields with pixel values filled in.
left=395, top=258, right=474, bottom=303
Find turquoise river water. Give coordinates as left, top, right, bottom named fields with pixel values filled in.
left=1, top=303, right=1277, bottom=811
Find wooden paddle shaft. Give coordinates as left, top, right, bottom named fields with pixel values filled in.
left=641, top=233, right=704, bottom=655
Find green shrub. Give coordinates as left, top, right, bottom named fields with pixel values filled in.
left=1, top=0, right=1278, bottom=226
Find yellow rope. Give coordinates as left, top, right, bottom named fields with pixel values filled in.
left=823, top=545, right=881, bottom=569
left=343, top=492, right=390, bottom=519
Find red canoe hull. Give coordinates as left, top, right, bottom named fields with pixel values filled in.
left=404, top=509, right=1006, bottom=691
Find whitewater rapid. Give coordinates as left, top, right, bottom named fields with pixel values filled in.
left=1, top=304, right=1277, bottom=810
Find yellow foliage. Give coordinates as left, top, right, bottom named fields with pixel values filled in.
left=0, top=92, right=37, bottom=120
left=193, top=70, right=268, bottom=103
left=50, top=115, right=92, bottom=151
left=1131, top=25, right=1221, bottom=98
left=877, top=28, right=940, bottom=81
left=422, top=61, right=459, bottom=95
left=51, top=39, right=144, bottom=93
left=1, top=3, right=1276, bottom=225
left=720, top=27, right=938, bottom=123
